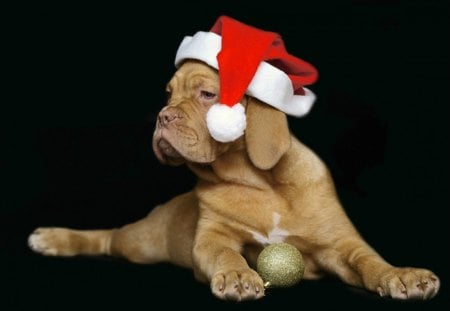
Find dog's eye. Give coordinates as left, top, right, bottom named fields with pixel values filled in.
left=200, top=90, right=217, bottom=100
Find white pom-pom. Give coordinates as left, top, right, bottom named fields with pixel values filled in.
left=206, top=103, right=246, bottom=142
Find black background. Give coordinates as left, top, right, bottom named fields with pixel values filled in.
left=2, top=1, right=449, bottom=310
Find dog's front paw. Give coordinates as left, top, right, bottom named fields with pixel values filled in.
left=376, top=267, right=440, bottom=299
left=28, top=227, right=77, bottom=256
left=211, top=268, right=265, bottom=301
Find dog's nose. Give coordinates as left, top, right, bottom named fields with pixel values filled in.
left=158, top=108, right=179, bottom=127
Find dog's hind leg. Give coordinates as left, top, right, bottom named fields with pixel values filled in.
left=28, top=191, right=198, bottom=268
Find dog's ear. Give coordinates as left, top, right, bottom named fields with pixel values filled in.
left=245, top=97, right=291, bottom=170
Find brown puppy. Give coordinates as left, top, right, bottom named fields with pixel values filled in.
left=28, top=60, right=440, bottom=301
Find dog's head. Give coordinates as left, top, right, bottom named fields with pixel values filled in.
left=152, top=60, right=291, bottom=170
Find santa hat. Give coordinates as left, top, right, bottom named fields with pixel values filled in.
left=175, top=16, right=318, bottom=142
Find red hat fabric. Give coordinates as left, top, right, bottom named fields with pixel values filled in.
left=175, top=16, right=318, bottom=142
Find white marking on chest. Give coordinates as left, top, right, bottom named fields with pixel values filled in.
left=249, top=212, right=289, bottom=246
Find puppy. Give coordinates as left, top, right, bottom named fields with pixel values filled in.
left=29, top=60, right=440, bottom=301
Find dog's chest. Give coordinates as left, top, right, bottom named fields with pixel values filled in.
left=247, top=212, right=289, bottom=246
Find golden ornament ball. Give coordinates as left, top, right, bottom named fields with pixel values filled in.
left=256, top=242, right=304, bottom=288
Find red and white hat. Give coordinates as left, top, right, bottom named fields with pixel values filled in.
left=175, top=16, right=318, bottom=142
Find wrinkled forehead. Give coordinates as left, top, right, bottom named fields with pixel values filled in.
left=167, top=61, right=220, bottom=92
